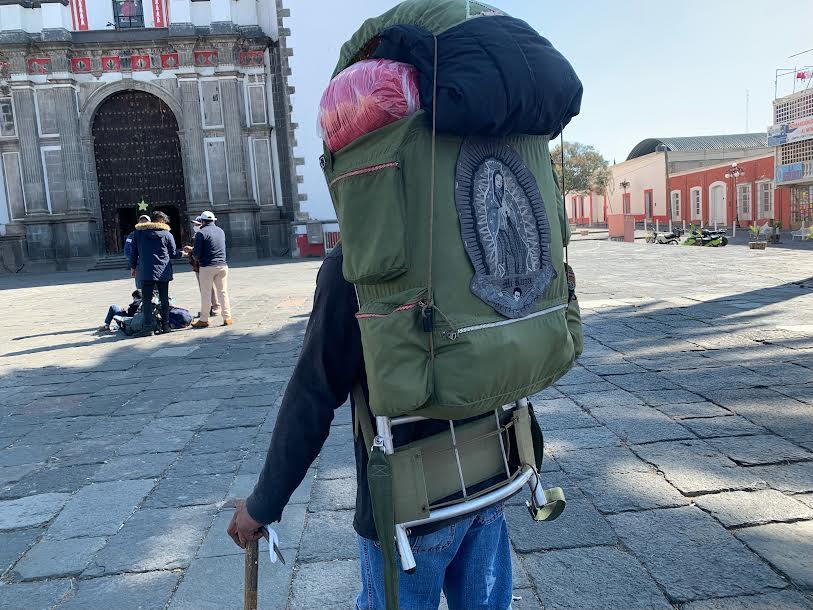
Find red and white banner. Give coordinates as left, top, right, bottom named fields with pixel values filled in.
left=152, top=0, right=167, bottom=28
left=70, top=0, right=88, bottom=31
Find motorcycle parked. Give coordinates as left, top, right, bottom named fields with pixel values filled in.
left=646, top=227, right=684, bottom=245
left=682, top=225, right=728, bottom=247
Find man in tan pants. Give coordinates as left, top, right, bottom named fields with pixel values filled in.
left=188, top=211, right=233, bottom=328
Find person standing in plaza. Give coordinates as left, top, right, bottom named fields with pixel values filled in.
left=188, top=211, right=232, bottom=328
left=187, top=217, right=220, bottom=319
left=127, top=211, right=180, bottom=334
left=124, top=214, right=151, bottom=290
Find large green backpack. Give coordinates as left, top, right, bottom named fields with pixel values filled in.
left=322, top=2, right=583, bottom=607
left=323, top=114, right=582, bottom=420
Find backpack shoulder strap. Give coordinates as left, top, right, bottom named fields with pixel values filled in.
left=352, top=382, right=375, bottom=453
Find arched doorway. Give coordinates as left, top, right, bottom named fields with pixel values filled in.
left=709, top=182, right=727, bottom=226
left=92, top=90, right=188, bottom=254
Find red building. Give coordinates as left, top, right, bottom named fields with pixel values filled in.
left=668, top=155, right=791, bottom=228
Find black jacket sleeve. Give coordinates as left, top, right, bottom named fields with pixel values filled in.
left=245, top=251, right=363, bottom=524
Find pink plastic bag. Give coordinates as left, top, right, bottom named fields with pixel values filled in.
left=319, top=59, right=420, bottom=153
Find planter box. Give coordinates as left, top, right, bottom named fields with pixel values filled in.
left=748, top=241, right=767, bottom=250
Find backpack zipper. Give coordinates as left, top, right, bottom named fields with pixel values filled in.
left=355, top=300, right=424, bottom=320
left=443, top=303, right=568, bottom=340
left=329, top=161, right=399, bottom=187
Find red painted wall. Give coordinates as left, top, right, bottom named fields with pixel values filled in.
left=668, top=156, right=790, bottom=227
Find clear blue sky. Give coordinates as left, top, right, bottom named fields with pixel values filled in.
left=285, top=0, right=813, bottom=219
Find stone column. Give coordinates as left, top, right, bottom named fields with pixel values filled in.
left=11, top=86, right=48, bottom=214
left=54, top=85, right=86, bottom=211
left=219, top=76, right=250, bottom=202
left=178, top=77, right=210, bottom=206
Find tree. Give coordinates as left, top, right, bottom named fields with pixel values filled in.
left=550, top=141, right=610, bottom=195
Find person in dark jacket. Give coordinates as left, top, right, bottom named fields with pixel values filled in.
left=127, top=211, right=181, bottom=334
left=99, top=289, right=141, bottom=331
left=227, top=246, right=512, bottom=609
left=188, top=211, right=232, bottom=328
left=124, top=214, right=151, bottom=290
left=187, top=218, right=220, bottom=318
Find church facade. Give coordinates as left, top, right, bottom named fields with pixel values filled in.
left=0, top=0, right=303, bottom=271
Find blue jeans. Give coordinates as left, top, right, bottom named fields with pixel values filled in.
left=356, top=502, right=511, bottom=610
left=104, top=304, right=125, bottom=326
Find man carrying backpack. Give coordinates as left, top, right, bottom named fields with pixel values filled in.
left=127, top=211, right=181, bottom=335
left=227, top=246, right=512, bottom=609
left=188, top=211, right=232, bottom=328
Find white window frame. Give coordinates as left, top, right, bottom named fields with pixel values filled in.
left=736, top=182, right=752, bottom=221
left=3, top=151, right=26, bottom=218
left=34, top=88, right=60, bottom=139
left=670, top=190, right=681, bottom=220
left=690, top=187, right=702, bottom=220
left=248, top=136, right=277, bottom=206
left=269, top=130, right=283, bottom=208
left=40, top=145, right=62, bottom=213
left=757, top=180, right=774, bottom=220
left=244, top=82, right=267, bottom=126
left=0, top=96, right=18, bottom=138
left=198, top=78, right=224, bottom=129
left=203, top=136, right=230, bottom=202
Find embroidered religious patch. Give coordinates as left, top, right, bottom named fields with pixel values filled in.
left=454, top=138, right=556, bottom=318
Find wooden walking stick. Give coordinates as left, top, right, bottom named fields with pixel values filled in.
left=244, top=538, right=259, bottom=610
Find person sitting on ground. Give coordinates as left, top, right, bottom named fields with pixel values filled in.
left=99, top=289, right=142, bottom=331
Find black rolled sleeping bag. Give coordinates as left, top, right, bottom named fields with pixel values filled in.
left=372, top=15, right=583, bottom=138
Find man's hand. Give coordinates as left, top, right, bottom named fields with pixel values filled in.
left=183, top=245, right=193, bottom=254
left=227, top=499, right=265, bottom=549
left=130, top=268, right=136, bottom=278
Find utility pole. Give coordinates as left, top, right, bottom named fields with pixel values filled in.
left=656, top=144, right=672, bottom=233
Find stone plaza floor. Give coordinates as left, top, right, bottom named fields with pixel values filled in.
left=0, top=240, right=811, bottom=609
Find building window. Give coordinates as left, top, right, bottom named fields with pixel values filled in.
left=0, top=98, right=16, bottom=137
left=622, top=192, right=631, bottom=214
left=204, top=137, right=229, bottom=203
left=790, top=185, right=813, bottom=224
left=736, top=183, right=752, bottom=220
left=246, top=84, right=267, bottom=125
left=199, top=80, right=224, bottom=129
left=757, top=182, right=774, bottom=219
left=670, top=190, right=681, bottom=220
left=34, top=89, right=59, bottom=138
left=250, top=138, right=276, bottom=206
left=112, top=0, right=144, bottom=28
left=690, top=187, right=702, bottom=220
left=644, top=189, right=653, bottom=217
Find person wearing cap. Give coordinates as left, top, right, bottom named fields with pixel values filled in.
left=186, top=210, right=232, bottom=327
left=124, top=214, right=151, bottom=290
left=187, top=217, right=220, bottom=318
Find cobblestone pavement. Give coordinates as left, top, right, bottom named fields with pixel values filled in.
left=0, top=241, right=811, bottom=610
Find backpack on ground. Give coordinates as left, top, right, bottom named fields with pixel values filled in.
left=168, top=306, right=192, bottom=329
left=116, top=306, right=160, bottom=337
left=322, top=2, right=584, bottom=608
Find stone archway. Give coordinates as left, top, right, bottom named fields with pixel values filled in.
left=79, top=80, right=189, bottom=256
left=89, top=89, right=188, bottom=253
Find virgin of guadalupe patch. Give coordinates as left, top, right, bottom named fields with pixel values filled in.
left=454, top=138, right=556, bottom=318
